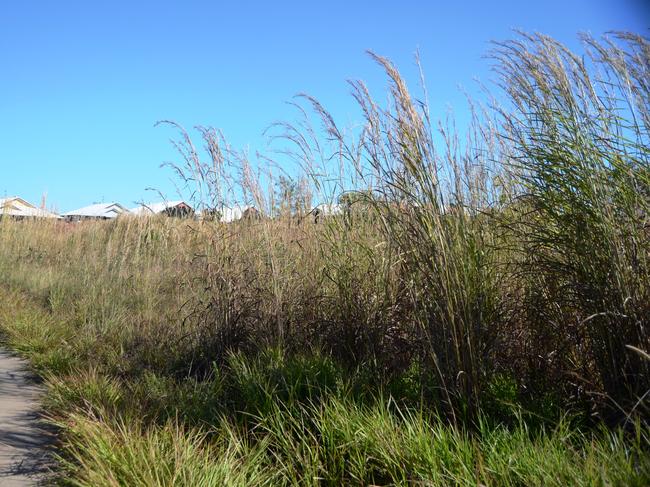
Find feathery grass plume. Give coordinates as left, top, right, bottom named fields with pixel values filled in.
left=284, top=50, right=506, bottom=421
left=492, top=32, right=650, bottom=419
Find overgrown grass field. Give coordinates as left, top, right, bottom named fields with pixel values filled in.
left=0, top=32, right=648, bottom=485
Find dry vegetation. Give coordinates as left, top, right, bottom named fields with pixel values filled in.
left=0, top=31, right=648, bottom=485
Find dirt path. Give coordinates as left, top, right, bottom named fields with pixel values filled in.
left=0, top=349, right=55, bottom=486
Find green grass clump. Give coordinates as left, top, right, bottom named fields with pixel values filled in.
left=53, top=394, right=650, bottom=486
left=59, top=415, right=273, bottom=487
left=1, top=289, right=648, bottom=485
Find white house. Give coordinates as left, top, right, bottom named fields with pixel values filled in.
left=0, top=197, right=60, bottom=219
left=220, top=205, right=246, bottom=222
left=129, top=201, right=194, bottom=218
left=63, top=202, right=129, bottom=221
left=313, top=203, right=344, bottom=217
left=201, top=205, right=259, bottom=222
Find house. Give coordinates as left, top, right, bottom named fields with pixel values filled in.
left=130, top=201, right=194, bottom=218
left=0, top=197, right=60, bottom=219
left=311, top=203, right=344, bottom=223
left=218, top=206, right=246, bottom=222
left=313, top=203, right=343, bottom=216
left=241, top=207, right=261, bottom=220
left=200, top=205, right=260, bottom=223
left=63, top=202, right=129, bottom=221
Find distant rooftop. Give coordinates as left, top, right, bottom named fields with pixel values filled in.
left=0, top=196, right=60, bottom=218
left=129, top=201, right=192, bottom=216
left=63, top=202, right=129, bottom=219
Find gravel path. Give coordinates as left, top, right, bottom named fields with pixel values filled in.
left=0, top=350, right=55, bottom=486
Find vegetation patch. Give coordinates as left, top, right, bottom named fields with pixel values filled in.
left=0, top=30, right=648, bottom=485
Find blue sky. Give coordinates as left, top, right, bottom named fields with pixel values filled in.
left=1, top=1, right=648, bottom=212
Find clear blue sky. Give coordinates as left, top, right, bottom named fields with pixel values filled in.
left=1, top=0, right=648, bottom=212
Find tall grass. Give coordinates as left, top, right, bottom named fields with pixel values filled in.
left=492, top=32, right=650, bottom=418
left=0, top=30, right=648, bottom=484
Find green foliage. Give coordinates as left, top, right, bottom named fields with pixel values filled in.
left=493, top=32, right=650, bottom=413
